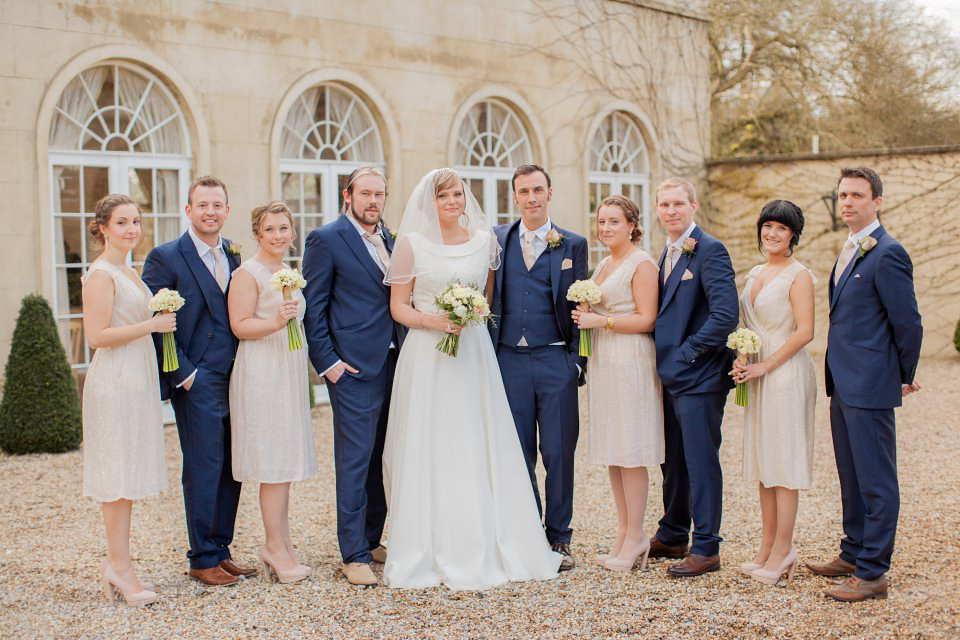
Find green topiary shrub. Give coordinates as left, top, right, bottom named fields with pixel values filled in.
left=955, top=316, right=960, bottom=354
left=0, top=294, right=82, bottom=453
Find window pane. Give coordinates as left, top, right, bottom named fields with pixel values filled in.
left=496, top=179, right=510, bottom=220
left=84, top=166, right=109, bottom=212
left=282, top=172, right=301, bottom=213
left=54, top=166, right=81, bottom=213
left=85, top=214, right=101, bottom=261
left=157, top=215, right=180, bottom=244
left=133, top=215, right=154, bottom=263
left=129, top=168, right=154, bottom=213
left=156, top=169, right=178, bottom=213
left=467, top=178, right=484, bottom=209
left=337, top=174, right=349, bottom=214
left=67, top=317, right=86, bottom=366
left=305, top=174, right=322, bottom=214
left=57, top=216, right=84, bottom=264
left=55, top=267, right=84, bottom=315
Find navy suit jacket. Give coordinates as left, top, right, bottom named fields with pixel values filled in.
left=490, top=220, right=588, bottom=382
left=826, top=225, right=922, bottom=409
left=142, top=232, right=240, bottom=401
left=654, top=226, right=739, bottom=395
left=302, top=214, right=404, bottom=382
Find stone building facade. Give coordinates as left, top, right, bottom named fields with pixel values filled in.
left=0, top=0, right=710, bottom=378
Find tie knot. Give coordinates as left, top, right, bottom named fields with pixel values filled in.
left=524, top=230, right=535, bottom=242
left=365, top=231, right=383, bottom=243
left=844, top=240, right=856, bottom=250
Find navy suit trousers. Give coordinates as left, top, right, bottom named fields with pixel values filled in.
left=326, top=351, right=396, bottom=564
left=656, top=390, right=726, bottom=557
left=169, top=368, right=242, bottom=569
left=496, top=345, right=579, bottom=544
left=830, top=395, right=899, bottom=580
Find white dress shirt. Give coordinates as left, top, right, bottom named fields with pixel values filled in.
left=178, top=227, right=230, bottom=388
left=517, top=218, right=553, bottom=263
left=662, top=221, right=697, bottom=273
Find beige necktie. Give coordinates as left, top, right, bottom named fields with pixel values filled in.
left=834, top=240, right=857, bottom=285
left=522, top=230, right=536, bottom=270
left=211, top=246, right=228, bottom=292
left=364, top=231, right=391, bottom=273
left=661, top=246, right=677, bottom=283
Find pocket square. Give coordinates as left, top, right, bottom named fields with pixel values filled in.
left=561, top=258, right=573, bottom=270
left=681, top=269, right=694, bottom=281
left=853, top=274, right=861, bottom=279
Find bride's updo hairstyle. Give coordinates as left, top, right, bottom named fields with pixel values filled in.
left=598, top=194, right=644, bottom=244
left=756, top=199, right=804, bottom=256
left=89, top=194, right=140, bottom=245
left=251, top=200, right=296, bottom=241
left=432, top=168, right=462, bottom=197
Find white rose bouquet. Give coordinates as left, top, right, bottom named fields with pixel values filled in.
left=566, top=279, right=602, bottom=357
left=434, top=281, right=492, bottom=357
left=148, top=288, right=186, bottom=372
left=270, top=268, right=308, bottom=351
left=727, top=327, right=762, bottom=407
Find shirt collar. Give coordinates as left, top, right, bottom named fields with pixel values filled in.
left=668, top=221, right=697, bottom=250
left=848, top=219, right=881, bottom=244
left=188, top=226, right=223, bottom=257
left=346, top=212, right=383, bottom=238
left=519, top=218, right=552, bottom=240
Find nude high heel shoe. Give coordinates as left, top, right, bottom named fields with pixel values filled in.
left=602, top=537, right=651, bottom=572
left=740, top=561, right=764, bottom=576
left=260, top=548, right=310, bottom=584
left=100, top=560, right=159, bottom=607
left=751, top=550, right=798, bottom=586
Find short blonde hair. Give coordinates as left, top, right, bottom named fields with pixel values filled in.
left=251, top=201, right=296, bottom=240
left=655, top=177, right=697, bottom=204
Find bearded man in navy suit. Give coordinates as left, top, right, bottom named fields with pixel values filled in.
left=806, top=167, right=922, bottom=602
left=647, top=177, right=738, bottom=577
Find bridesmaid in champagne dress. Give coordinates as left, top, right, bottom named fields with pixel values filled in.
left=82, top=195, right=175, bottom=607
left=571, top=195, right=662, bottom=573
left=730, top=200, right=816, bottom=587
left=228, top=202, right=316, bottom=585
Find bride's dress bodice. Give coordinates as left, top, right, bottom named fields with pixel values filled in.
left=408, top=231, right=493, bottom=312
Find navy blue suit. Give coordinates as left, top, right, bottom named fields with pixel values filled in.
left=826, top=225, right=922, bottom=580
left=653, top=226, right=738, bottom=557
left=491, top=221, right=587, bottom=545
left=142, top=232, right=241, bottom=570
left=302, top=213, right=403, bottom=564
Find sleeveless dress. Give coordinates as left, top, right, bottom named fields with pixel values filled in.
left=229, top=258, right=317, bottom=483
left=382, top=230, right=562, bottom=590
left=739, top=261, right=817, bottom=489
left=587, top=250, right=664, bottom=468
left=82, top=261, right=167, bottom=501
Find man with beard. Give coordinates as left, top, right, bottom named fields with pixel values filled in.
left=302, top=167, right=404, bottom=586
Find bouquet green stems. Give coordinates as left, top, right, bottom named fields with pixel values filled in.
left=434, top=282, right=492, bottom=357
left=148, top=288, right=186, bottom=373
left=577, top=302, right=592, bottom=357
left=270, top=268, right=308, bottom=352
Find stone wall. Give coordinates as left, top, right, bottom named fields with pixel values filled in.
left=706, top=148, right=960, bottom=357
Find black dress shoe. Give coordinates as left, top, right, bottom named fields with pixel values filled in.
left=551, top=543, right=576, bottom=571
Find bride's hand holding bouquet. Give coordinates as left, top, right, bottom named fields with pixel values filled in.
left=432, top=282, right=492, bottom=357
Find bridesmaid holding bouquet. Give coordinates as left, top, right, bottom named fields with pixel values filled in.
left=82, top=194, right=175, bottom=606
left=228, top=202, right=317, bottom=584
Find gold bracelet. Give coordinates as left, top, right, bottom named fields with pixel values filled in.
left=606, top=316, right=615, bottom=331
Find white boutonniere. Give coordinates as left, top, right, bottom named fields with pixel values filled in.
left=226, top=242, right=242, bottom=257
left=545, top=228, right=565, bottom=250
left=681, top=237, right=697, bottom=257
left=857, top=236, right=877, bottom=258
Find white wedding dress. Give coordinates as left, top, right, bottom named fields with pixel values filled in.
left=382, top=230, right=562, bottom=590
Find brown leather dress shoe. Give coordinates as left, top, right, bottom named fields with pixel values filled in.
left=649, top=538, right=689, bottom=559
left=805, top=556, right=856, bottom=577
left=667, top=553, right=720, bottom=577
left=825, top=576, right=888, bottom=602
left=342, top=562, right=378, bottom=586
left=220, top=558, right=257, bottom=577
left=189, top=566, right=239, bottom=586
left=370, top=545, right=387, bottom=564
left=551, top=543, right=576, bottom=571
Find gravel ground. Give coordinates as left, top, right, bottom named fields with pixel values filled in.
left=1, top=356, right=958, bottom=639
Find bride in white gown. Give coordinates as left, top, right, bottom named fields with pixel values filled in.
left=382, top=168, right=562, bottom=589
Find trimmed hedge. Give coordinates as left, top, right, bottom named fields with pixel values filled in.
left=0, top=294, right=82, bottom=454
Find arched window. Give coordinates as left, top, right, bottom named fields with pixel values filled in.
left=454, top=99, right=533, bottom=225
left=279, top=83, right=385, bottom=268
left=587, top=111, right=652, bottom=263
left=49, top=62, right=191, bottom=370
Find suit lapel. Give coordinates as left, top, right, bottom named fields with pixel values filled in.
left=178, top=232, right=221, bottom=316
left=549, top=223, right=563, bottom=301
left=382, top=225, right=395, bottom=254
left=338, top=214, right=387, bottom=287
left=831, top=225, right=886, bottom=310
left=658, top=227, right=700, bottom=315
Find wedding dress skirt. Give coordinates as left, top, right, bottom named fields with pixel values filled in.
left=382, top=231, right=561, bottom=589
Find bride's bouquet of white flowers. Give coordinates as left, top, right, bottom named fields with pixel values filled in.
left=727, top=327, right=762, bottom=407
left=434, top=282, right=492, bottom=357
left=566, top=279, right=602, bottom=357
left=148, top=288, right=186, bottom=372
left=270, top=268, right=307, bottom=351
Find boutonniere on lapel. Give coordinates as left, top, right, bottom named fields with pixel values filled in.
left=388, top=229, right=397, bottom=240
left=545, top=228, right=565, bottom=251
left=857, top=236, right=877, bottom=258
left=226, top=242, right=242, bottom=258
left=681, top=237, right=697, bottom=257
